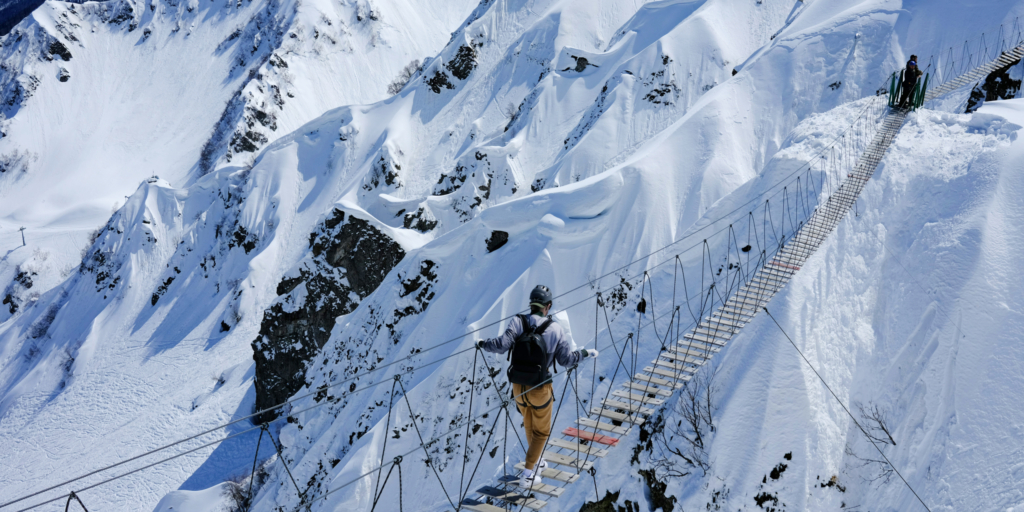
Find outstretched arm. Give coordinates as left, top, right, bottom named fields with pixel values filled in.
left=478, top=316, right=523, bottom=354
left=553, top=331, right=597, bottom=368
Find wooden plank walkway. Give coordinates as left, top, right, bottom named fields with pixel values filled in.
left=460, top=104, right=911, bottom=512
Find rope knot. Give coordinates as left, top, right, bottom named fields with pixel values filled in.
left=393, top=455, right=403, bottom=465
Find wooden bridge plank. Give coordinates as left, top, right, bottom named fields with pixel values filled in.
left=601, top=398, right=654, bottom=415
left=702, top=316, right=745, bottom=329
left=673, top=338, right=721, bottom=353
left=733, top=288, right=771, bottom=302
left=653, top=357, right=700, bottom=371
left=693, top=324, right=737, bottom=336
left=682, top=332, right=729, bottom=346
left=547, top=437, right=610, bottom=458
left=499, top=475, right=565, bottom=497
left=633, top=372, right=687, bottom=387
left=693, top=319, right=742, bottom=333
left=475, top=486, right=547, bottom=510
left=756, top=267, right=796, bottom=281
left=564, top=427, right=620, bottom=446
left=589, top=407, right=647, bottom=425
left=577, top=417, right=631, bottom=435
left=666, top=345, right=716, bottom=360
left=750, top=276, right=786, bottom=289
left=643, top=365, right=695, bottom=381
left=461, top=498, right=507, bottom=512
left=514, top=462, right=581, bottom=483
left=720, top=305, right=758, bottom=318
left=612, top=389, right=665, bottom=405
left=543, top=450, right=596, bottom=470
left=622, top=381, right=673, bottom=397
left=709, top=311, right=753, bottom=323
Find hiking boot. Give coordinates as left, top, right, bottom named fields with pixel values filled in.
left=520, top=468, right=543, bottom=489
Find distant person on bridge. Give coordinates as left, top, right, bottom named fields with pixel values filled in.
left=899, top=55, right=924, bottom=107
left=477, top=285, right=599, bottom=490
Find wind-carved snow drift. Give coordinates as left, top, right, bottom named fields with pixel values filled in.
left=2, top=0, right=1024, bottom=511
left=0, top=0, right=477, bottom=221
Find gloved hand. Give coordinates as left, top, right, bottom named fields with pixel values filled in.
left=581, top=348, right=599, bottom=358
left=476, top=340, right=486, bottom=349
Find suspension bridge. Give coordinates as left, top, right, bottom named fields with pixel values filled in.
left=1, top=26, right=1021, bottom=512
left=458, top=26, right=1024, bottom=512
left=459, top=98, right=912, bottom=512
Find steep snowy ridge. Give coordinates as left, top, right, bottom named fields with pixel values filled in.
left=0, top=0, right=476, bottom=322
left=241, top=2, right=1024, bottom=509
left=236, top=2, right=974, bottom=511
left=0, top=3, right=475, bottom=500
left=2, top=0, right=1024, bottom=511
left=197, top=0, right=479, bottom=173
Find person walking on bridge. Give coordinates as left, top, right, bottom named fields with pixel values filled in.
left=899, top=55, right=924, bottom=107
left=477, top=285, right=599, bottom=490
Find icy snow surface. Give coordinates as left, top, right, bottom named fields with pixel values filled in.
left=1, top=0, right=1024, bottom=511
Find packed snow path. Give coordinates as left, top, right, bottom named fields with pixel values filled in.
left=460, top=106, right=912, bottom=511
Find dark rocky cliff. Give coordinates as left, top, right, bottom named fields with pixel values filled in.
left=251, top=209, right=404, bottom=422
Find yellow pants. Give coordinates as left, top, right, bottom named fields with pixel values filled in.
left=512, top=382, right=554, bottom=471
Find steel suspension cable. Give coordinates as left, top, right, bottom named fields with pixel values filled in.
left=396, top=377, right=457, bottom=510
left=763, top=308, right=932, bottom=512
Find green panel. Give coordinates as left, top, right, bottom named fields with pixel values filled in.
left=889, top=72, right=897, bottom=107
left=918, top=73, right=930, bottom=108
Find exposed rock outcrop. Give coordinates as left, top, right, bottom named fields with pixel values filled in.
left=252, top=209, right=405, bottom=421
left=485, top=230, right=508, bottom=252
left=433, top=149, right=518, bottom=222
left=361, top=146, right=404, bottom=194
left=965, top=57, right=1022, bottom=113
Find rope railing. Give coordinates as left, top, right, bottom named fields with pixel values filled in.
left=914, top=19, right=1024, bottom=105
left=930, top=19, right=1024, bottom=89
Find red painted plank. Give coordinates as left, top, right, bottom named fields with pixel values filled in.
left=769, top=261, right=800, bottom=271
left=563, top=427, right=619, bottom=446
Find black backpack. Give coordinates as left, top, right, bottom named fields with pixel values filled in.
left=507, top=315, right=554, bottom=387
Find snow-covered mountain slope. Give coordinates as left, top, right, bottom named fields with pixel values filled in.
left=2, top=0, right=1024, bottom=510
left=0, top=0, right=476, bottom=321
left=683, top=99, right=1024, bottom=512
